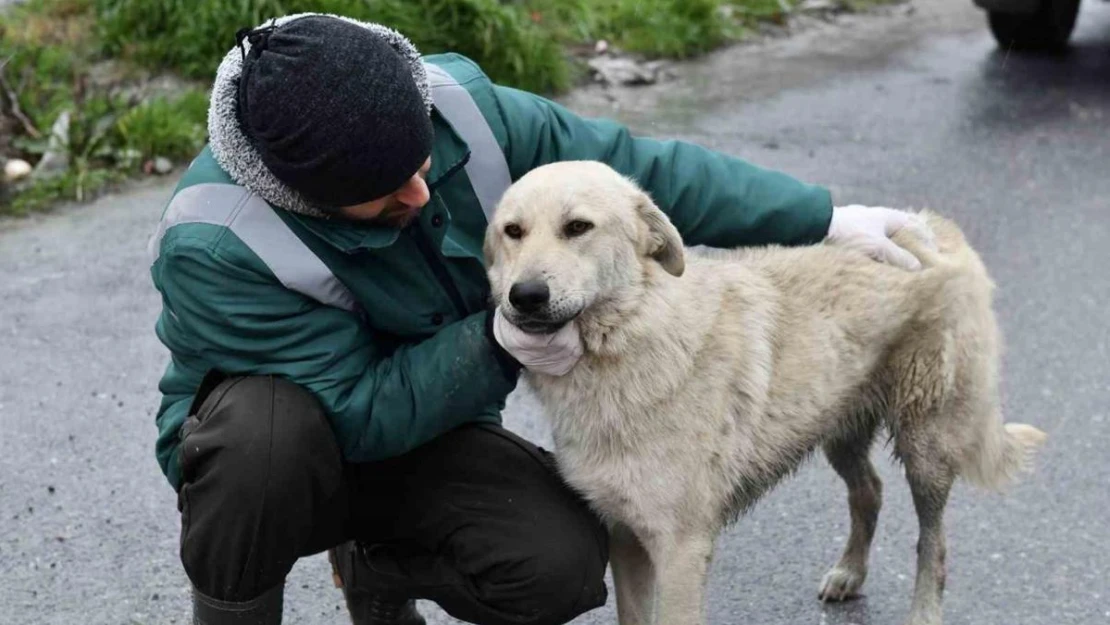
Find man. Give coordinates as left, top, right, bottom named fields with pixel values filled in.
left=148, top=12, right=926, bottom=625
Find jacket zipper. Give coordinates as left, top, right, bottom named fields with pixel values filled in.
left=408, top=224, right=469, bottom=318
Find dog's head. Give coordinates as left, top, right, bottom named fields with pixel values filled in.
left=484, top=161, right=684, bottom=334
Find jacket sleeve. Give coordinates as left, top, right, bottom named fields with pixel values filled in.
left=154, top=242, right=518, bottom=464
left=491, top=85, right=834, bottom=248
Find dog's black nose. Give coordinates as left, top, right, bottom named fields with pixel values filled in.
left=509, top=280, right=550, bottom=313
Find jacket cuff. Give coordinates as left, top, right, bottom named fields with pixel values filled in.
left=811, top=187, right=836, bottom=243
left=483, top=309, right=524, bottom=380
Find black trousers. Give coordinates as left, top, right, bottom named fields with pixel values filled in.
left=176, top=373, right=609, bottom=625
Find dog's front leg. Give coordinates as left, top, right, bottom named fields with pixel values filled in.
left=611, top=525, right=655, bottom=625
left=646, top=531, right=714, bottom=625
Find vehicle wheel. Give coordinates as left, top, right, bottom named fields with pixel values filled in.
left=988, top=0, right=1081, bottom=50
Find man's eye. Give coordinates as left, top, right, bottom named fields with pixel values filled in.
left=564, top=220, right=594, bottom=237
left=504, top=224, right=524, bottom=239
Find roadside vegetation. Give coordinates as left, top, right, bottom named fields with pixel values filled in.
left=0, top=0, right=882, bottom=216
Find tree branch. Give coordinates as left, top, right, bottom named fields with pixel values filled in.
left=0, top=55, right=42, bottom=139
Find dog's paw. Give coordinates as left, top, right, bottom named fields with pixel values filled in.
left=817, top=565, right=866, bottom=602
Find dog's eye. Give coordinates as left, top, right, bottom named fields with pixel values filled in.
left=504, top=224, right=524, bottom=239
left=564, top=220, right=594, bottom=237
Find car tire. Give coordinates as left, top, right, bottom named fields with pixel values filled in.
left=988, top=0, right=1081, bottom=50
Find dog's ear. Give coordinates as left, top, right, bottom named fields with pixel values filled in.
left=635, top=191, right=685, bottom=277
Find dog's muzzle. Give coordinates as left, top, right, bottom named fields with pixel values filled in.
left=504, top=279, right=582, bottom=334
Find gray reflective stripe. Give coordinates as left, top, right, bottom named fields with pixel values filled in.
left=149, top=183, right=359, bottom=313
left=425, top=63, right=512, bottom=222
left=147, top=65, right=506, bottom=314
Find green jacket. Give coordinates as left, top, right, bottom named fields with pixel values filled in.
left=149, top=52, right=833, bottom=490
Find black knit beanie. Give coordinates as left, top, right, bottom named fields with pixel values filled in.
left=235, top=15, right=433, bottom=209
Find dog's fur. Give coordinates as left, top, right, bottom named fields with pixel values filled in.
left=483, top=161, right=1046, bottom=625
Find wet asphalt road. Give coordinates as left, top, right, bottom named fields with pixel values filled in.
left=2, top=0, right=1108, bottom=623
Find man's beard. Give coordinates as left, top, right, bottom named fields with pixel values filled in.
left=379, top=204, right=421, bottom=227
left=362, top=199, right=423, bottom=227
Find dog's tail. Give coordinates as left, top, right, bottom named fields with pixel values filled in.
left=961, top=419, right=1048, bottom=491
left=890, top=210, right=974, bottom=271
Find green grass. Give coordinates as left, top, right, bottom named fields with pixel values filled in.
left=541, top=0, right=736, bottom=60
left=0, top=0, right=209, bottom=216
left=93, top=0, right=571, bottom=94
left=4, top=168, right=125, bottom=216
left=114, top=90, right=210, bottom=163
left=2, top=0, right=887, bottom=216
left=0, top=0, right=96, bottom=133
left=90, top=0, right=801, bottom=95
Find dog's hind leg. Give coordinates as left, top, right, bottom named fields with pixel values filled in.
left=902, top=455, right=955, bottom=625
left=611, top=526, right=655, bottom=625
left=818, top=426, right=883, bottom=602
left=648, top=531, right=714, bottom=625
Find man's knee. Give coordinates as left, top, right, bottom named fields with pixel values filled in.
left=180, top=374, right=342, bottom=496
left=473, top=508, right=610, bottom=625
left=177, top=374, right=347, bottom=600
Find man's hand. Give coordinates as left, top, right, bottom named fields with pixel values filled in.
left=492, top=307, right=583, bottom=377
left=827, top=205, right=938, bottom=271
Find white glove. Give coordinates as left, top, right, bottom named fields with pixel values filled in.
left=827, top=205, right=937, bottom=271
left=492, top=307, right=583, bottom=377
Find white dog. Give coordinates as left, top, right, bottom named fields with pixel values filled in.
left=483, top=161, right=1046, bottom=625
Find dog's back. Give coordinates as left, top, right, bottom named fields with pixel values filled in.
left=686, top=210, right=1043, bottom=495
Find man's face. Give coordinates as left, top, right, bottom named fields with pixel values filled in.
left=339, top=157, right=432, bottom=226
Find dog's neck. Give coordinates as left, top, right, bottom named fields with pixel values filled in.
left=575, top=261, right=699, bottom=359
left=528, top=259, right=721, bottom=452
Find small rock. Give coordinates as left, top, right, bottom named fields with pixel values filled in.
left=797, top=0, right=847, bottom=13
left=152, top=593, right=160, bottom=601
left=587, top=57, right=670, bottom=87
left=3, top=158, right=32, bottom=183
left=153, top=157, right=174, bottom=175
left=763, top=140, right=781, bottom=150
left=32, top=111, right=72, bottom=179
left=47, top=485, right=55, bottom=494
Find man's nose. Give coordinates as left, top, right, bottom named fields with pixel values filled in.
left=509, top=280, right=550, bottom=313
left=395, top=174, right=430, bottom=208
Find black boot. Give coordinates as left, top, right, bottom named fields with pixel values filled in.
left=329, top=542, right=426, bottom=625
left=192, top=584, right=283, bottom=625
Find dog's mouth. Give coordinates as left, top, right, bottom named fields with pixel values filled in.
left=505, top=309, right=583, bottom=335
